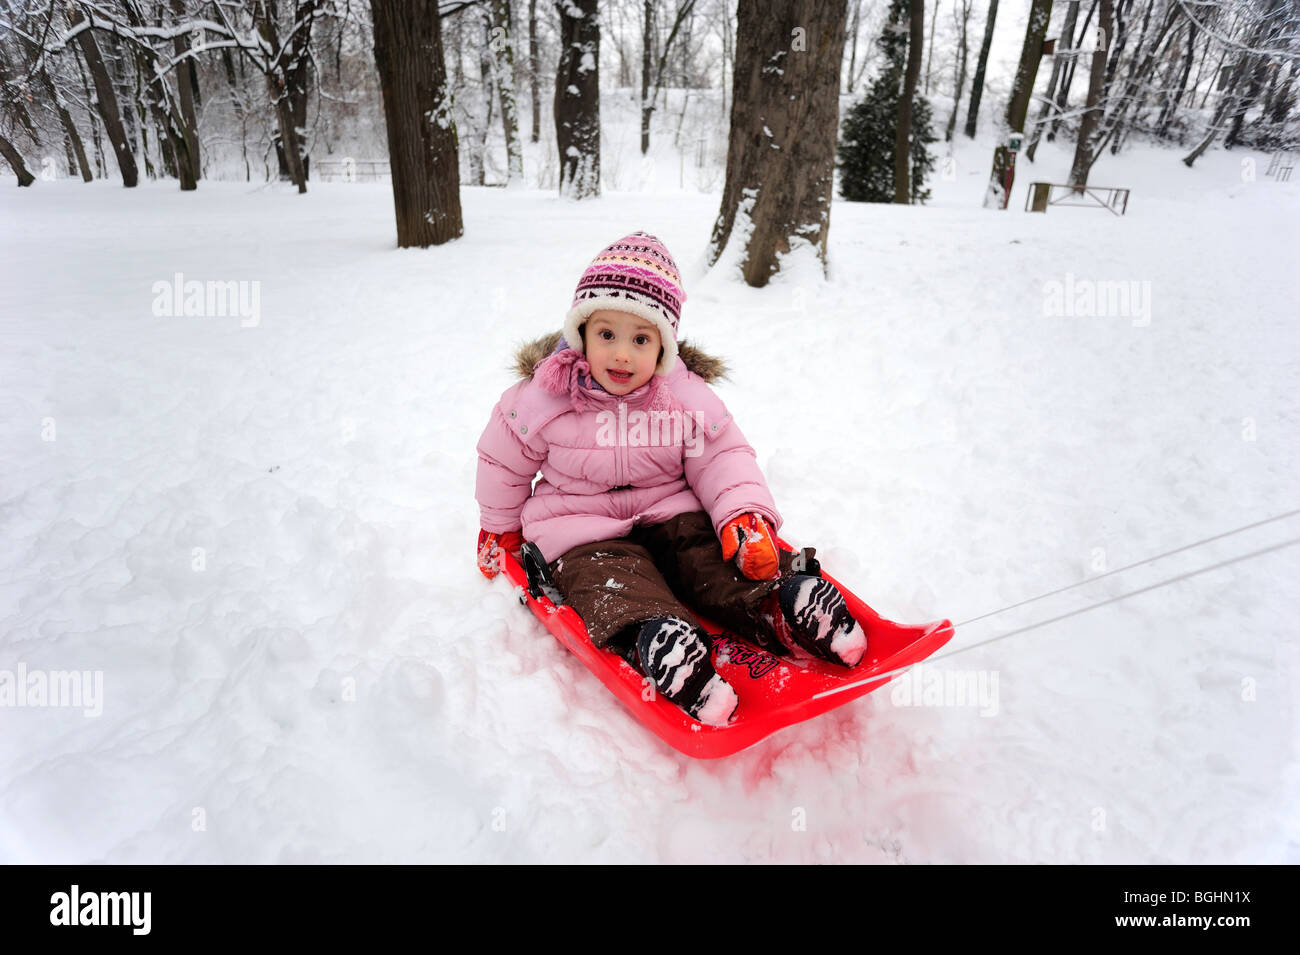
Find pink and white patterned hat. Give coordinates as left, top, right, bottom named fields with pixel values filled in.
left=563, top=231, right=686, bottom=376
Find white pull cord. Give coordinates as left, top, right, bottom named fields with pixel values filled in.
left=814, top=512, right=1300, bottom=701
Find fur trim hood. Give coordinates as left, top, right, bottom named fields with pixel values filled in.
left=511, top=330, right=729, bottom=383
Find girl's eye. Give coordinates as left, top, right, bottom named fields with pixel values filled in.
left=635, top=335, right=649, bottom=346
left=600, top=329, right=614, bottom=340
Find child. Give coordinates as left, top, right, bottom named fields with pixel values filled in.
left=475, top=232, right=866, bottom=726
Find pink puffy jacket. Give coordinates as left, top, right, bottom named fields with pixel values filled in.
left=476, top=336, right=782, bottom=563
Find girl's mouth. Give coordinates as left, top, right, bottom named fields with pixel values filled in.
left=608, top=369, right=633, bottom=383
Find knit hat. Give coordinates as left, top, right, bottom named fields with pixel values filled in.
left=563, top=231, right=685, bottom=376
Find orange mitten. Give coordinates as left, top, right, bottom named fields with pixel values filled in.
left=719, top=513, right=780, bottom=581
left=477, top=528, right=525, bottom=580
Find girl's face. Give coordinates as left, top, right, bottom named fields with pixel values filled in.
left=582, top=310, right=662, bottom=395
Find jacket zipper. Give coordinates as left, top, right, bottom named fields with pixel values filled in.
left=617, top=399, right=628, bottom=488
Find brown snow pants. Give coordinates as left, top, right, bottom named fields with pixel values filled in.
left=548, top=510, right=809, bottom=657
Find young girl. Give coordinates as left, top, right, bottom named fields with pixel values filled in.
left=475, top=232, right=866, bottom=726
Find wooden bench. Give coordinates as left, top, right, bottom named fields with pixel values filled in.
left=314, top=158, right=391, bottom=182
left=1266, top=151, right=1294, bottom=182
left=1026, top=182, right=1130, bottom=216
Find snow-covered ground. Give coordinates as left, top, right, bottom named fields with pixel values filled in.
left=2, top=130, right=1297, bottom=863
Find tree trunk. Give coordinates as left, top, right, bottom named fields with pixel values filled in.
left=169, top=0, right=202, bottom=182
left=984, top=0, right=1052, bottom=208
left=1106, top=0, right=1156, bottom=155
left=529, top=0, right=541, bottom=143
left=641, top=0, right=653, bottom=153
left=1025, top=0, right=1079, bottom=161
left=68, top=9, right=139, bottom=186
left=895, top=0, right=924, bottom=203
left=1269, top=58, right=1299, bottom=126
left=846, top=0, right=862, bottom=94
left=645, top=1, right=700, bottom=155
left=36, top=64, right=94, bottom=181
left=964, top=0, right=997, bottom=138
left=1051, top=0, right=1097, bottom=140
left=945, top=0, right=972, bottom=143
left=492, top=0, right=525, bottom=181
left=1225, top=50, right=1270, bottom=148
left=477, top=11, right=495, bottom=185
left=1102, top=0, right=1128, bottom=93
left=555, top=0, right=601, bottom=199
left=370, top=0, right=464, bottom=247
left=1156, top=17, right=1196, bottom=138
left=1068, top=0, right=1113, bottom=188
left=120, top=46, right=150, bottom=179
left=118, top=1, right=196, bottom=190
left=708, top=0, right=847, bottom=286
left=0, top=134, right=36, bottom=186
left=287, top=1, right=316, bottom=182
left=923, top=0, right=938, bottom=94
left=258, top=3, right=309, bottom=193
left=1198, top=47, right=1230, bottom=109
left=73, top=49, right=108, bottom=177
left=721, top=3, right=731, bottom=119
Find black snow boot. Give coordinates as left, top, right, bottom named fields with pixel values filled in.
left=635, top=616, right=738, bottom=726
left=771, top=575, right=867, bottom=667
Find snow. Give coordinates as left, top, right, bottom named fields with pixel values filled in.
left=1, top=129, right=1298, bottom=863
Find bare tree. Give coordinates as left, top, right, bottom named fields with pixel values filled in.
left=1025, top=0, right=1080, bottom=161
left=964, top=0, right=997, bottom=137
left=1091, top=1, right=1185, bottom=164
left=555, top=0, right=599, bottom=198
left=0, top=33, right=37, bottom=184
left=1155, top=10, right=1197, bottom=138
left=983, top=0, right=1052, bottom=208
left=255, top=1, right=317, bottom=192
left=1068, top=0, right=1112, bottom=187
left=945, top=0, right=973, bottom=142
left=1183, top=0, right=1289, bottom=167
left=0, top=133, right=35, bottom=183
left=117, top=1, right=196, bottom=190
left=641, top=0, right=697, bottom=154
left=528, top=0, right=541, bottom=142
left=66, top=6, right=139, bottom=185
left=168, top=0, right=200, bottom=182
left=489, top=0, right=524, bottom=181
left=370, top=0, right=464, bottom=246
left=708, top=0, right=847, bottom=286
left=845, top=0, right=862, bottom=93
left=923, top=0, right=938, bottom=94
left=4, top=2, right=96, bottom=182
left=895, top=0, right=924, bottom=203
left=1050, top=0, right=1098, bottom=142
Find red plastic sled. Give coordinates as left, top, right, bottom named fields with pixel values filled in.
left=502, top=538, right=955, bottom=759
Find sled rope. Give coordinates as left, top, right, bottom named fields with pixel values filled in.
left=814, top=534, right=1300, bottom=700
left=953, top=507, right=1300, bottom=628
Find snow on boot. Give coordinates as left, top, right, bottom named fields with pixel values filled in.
left=635, top=616, right=738, bottom=726
left=774, top=575, right=867, bottom=668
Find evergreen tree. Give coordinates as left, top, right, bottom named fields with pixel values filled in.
left=837, top=0, right=936, bottom=203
